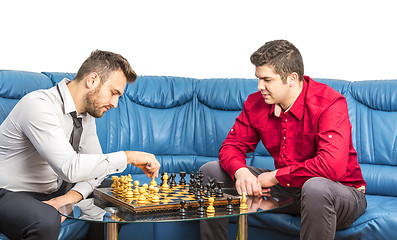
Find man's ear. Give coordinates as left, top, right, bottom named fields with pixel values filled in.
left=287, top=72, right=299, bottom=87
left=85, top=72, right=101, bottom=89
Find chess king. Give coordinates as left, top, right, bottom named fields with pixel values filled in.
left=198, top=40, right=367, bottom=240
left=0, top=50, right=161, bottom=240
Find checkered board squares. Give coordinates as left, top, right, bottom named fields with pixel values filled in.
left=93, top=186, right=239, bottom=214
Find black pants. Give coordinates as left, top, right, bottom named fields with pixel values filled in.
left=199, top=161, right=367, bottom=240
left=0, top=186, right=66, bottom=240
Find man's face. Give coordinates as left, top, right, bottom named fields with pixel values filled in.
left=255, top=65, right=291, bottom=108
left=85, top=70, right=127, bottom=118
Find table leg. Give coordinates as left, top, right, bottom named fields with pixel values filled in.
left=105, top=222, right=118, bottom=240
left=104, top=207, right=119, bottom=240
left=238, top=214, right=248, bottom=240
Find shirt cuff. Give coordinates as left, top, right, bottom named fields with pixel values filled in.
left=275, top=166, right=293, bottom=187
left=71, top=181, right=95, bottom=199
left=105, top=151, right=127, bottom=175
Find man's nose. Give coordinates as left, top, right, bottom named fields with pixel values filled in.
left=110, top=96, right=119, bottom=108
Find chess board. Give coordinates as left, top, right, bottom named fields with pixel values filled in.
left=93, top=184, right=240, bottom=215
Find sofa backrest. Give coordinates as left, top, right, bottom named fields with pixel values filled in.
left=1, top=70, right=396, bottom=197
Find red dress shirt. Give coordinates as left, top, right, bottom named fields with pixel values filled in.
left=219, top=76, right=366, bottom=189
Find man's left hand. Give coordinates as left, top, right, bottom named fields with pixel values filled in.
left=257, top=170, right=279, bottom=189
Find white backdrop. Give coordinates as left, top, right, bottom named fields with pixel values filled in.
left=1, top=0, right=396, bottom=81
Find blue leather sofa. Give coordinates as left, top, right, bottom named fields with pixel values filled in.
left=1, top=70, right=397, bottom=240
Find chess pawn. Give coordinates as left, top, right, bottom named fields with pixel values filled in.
left=240, top=192, right=248, bottom=212
left=151, top=187, right=160, bottom=203
left=133, top=180, right=140, bottom=196
left=179, top=200, right=187, bottom=217
left=137, top=187, right=147, bottom=204
left=125, top=178, right=134, bottom=199
left=226, top=196, right=234, bottom=214
left=206, top=197, right=215, bottom=214
left=162, top=173, right=170, bottom=192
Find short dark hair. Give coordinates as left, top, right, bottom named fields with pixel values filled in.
left=75, top=50, right=137, bottom=83
left=250, top=40, right=304, bottom=82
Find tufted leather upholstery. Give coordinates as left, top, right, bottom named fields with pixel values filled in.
left=1, top=70, right=397, bottom=239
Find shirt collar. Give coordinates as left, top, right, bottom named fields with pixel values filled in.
left=57, top=78, right=80, bottom=116
left=269, top=76, right=308, bottom=120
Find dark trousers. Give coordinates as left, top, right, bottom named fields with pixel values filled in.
left=199, top=161, right=367, bottom=240
left=0, top=186, right=67, bottom=240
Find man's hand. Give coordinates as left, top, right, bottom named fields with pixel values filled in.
left=234, top=167, right=262, bottom=196
left=257, top=170, right=279, bottom=190
left=125, top=151, right=160, bottom=178
left=42, top=190, right=83, bottom=223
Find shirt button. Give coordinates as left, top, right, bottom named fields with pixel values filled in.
left=283, top=136, right=286, bottom=140
left=329, top=135, right=332, bottom=138
left=231, top=129, right=234, bottom=132
left=284, top=119, right=288, bottom=122
left=95, top=177, right=98, bottom=180
left=287, top=183, right=290, bottom=187
left=116, top=169, right=119, bottom=172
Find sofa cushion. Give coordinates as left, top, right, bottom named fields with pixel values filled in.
left=241, top=194, right=397, bottom=240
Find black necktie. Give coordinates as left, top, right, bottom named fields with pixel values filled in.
left=69, top=111, right=83, bottom=152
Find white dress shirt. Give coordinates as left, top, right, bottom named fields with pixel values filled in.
left=0, top=79, right=127, bottom=198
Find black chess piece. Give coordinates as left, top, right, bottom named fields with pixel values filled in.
left=195, top=187, right=202, bottom=199
left=189, top=172, right=196, bottom=193
left=197, top=198, right=205, bottom=216
left=179, top=171, right=186, bottom=185
left=216, top=181, right=224, bottom=197
left=170, top=173, right=177, bottom=188
left=205, top=183, right=212, bottom=198
left=160, top=172, right=165, bottom=186
left=226, top=196, right=233, bottom=214
left=179, top=200, right=187, bottom=217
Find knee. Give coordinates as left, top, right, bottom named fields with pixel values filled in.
left=301, top=177, right=335, bottom=205
left=23, top=208, right=61, bottom=239
left=199, top=161, right=222, bottom=176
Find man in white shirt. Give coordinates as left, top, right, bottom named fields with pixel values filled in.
left=0, top=50, right=160, bottom=240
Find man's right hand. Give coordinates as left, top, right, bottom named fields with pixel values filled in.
left=124, top=151, right=160, bottom=178
left=234, top=167, right=262, bottom=196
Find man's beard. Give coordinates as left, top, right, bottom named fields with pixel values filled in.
left=84, top=88, right=104, bottom=118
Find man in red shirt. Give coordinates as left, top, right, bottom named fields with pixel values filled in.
left=200, top=40, right=367, bottom=240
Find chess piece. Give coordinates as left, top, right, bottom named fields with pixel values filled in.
left=162, top=173, right=170, bottom=191
left=142, top=183, right=149, bottom=198
left=216, top=181, right=224, bottom=197
left=151, top=187, right=160, bottom=203
left=205, top=183, right=212, bottom=198
left=206, top=197, right=215, bottom=214
left=150, top=177, right=157, bottom=187
left=179, top=171, right=187, bottom=185
left=133, top=180, right=140, bottom=196
left=179, top=200, right=187, bottom=217
left=125, top=177, right=134, bottom=199
left=160, top=172, right=165, bottom=186
left=170, top=173, right=177, bottom=188
left=197, top=198, right=205, bottom=216
left=147, top=185, right=154, bottom=201
left=138, top=187, right=147, bottom=204
left=240, top=192, right=248, bottom=211
left=118, top=176, right=125, bottom=195
left=226, top=196, right=233, bottom=214
left=111, top=176, right=118, bottom=193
